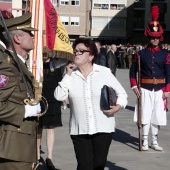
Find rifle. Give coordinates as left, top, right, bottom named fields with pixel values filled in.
left=137, top=54, right=142, bottom=151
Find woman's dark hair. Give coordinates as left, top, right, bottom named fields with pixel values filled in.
left=73, top=38, right=98, bottom=64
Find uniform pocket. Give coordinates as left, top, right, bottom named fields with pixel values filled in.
left=4, top=121, right=33, bottom=135
left=19, top=83, right=27, bottom=92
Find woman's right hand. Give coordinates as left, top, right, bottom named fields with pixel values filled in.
left=66, top=62, right=75, bottom=76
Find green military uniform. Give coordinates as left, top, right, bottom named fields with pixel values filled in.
left=127, top=47, right=134, bottom=69
left=0, top=12, right=38, bottom=170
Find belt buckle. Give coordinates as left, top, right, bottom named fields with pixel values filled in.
left=153, top=78, right=157, bottom=84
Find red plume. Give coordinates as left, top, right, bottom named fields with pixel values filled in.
left=151, top=6, right=159, bottom=21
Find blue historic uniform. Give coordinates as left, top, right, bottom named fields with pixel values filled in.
left=130, top=46, right=170, bottom=151
left=130, top=46, right=170, bottom=92
left=129, top=5, right=170, bottom=151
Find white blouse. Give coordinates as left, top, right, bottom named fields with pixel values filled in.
left=54, top=64, right=128, bottom=135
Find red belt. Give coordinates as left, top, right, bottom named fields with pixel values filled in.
left=141, top=78, right=165, bottom=84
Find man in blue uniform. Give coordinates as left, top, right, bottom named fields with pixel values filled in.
left=130, top=6, right=170, bottom=151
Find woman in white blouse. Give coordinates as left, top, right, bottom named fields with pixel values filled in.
left=54, top=38, right=128, bottom=170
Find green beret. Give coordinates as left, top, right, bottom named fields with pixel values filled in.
left=0, top=12, right=37, bottom=32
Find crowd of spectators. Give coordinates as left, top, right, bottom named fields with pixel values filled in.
left=95, top=42, right=170, bottom=70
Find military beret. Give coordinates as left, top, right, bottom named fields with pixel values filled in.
left=1, top=10, right=14, bottom=19
left=0, top=12, right=37, bottom=32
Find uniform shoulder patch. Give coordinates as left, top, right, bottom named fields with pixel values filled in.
left=0, top=75, right=9, bottom=87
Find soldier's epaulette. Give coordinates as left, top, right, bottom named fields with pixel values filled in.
left=0, top=50, right=13, bottom=64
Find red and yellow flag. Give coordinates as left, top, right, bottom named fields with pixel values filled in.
left=43, top=0, right=57, bottom=50
left=43, top=0, right=74, bottom=60
left=29, top=0, right=74, bottom=82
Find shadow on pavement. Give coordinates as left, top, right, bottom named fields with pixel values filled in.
left=125, top=105, right=135, bottom=111
left=113, top=128, right=139, bottom=150
left=105, top=129, right=139, bottom=170
left=105, top=161, right=127, bottom=170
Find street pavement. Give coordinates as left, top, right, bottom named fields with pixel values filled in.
left=37, top=68, right=170, bottom=170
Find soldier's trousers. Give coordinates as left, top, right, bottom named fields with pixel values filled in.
left=0, top=158, right=34, bottom=170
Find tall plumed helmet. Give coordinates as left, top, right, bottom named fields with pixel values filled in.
left=144, top=6, right=163, bottom=41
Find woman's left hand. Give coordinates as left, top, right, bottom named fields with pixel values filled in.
left=103, top=104, right=121, bottom=116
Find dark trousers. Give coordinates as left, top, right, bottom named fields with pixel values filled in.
left=0, top=158, right=33, bottom=170
left=71, top=132, right=113, bottom=170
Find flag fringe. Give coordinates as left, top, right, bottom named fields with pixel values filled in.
left=53, top=50, right=74, bottom=61
left=43, top=46, right=74, bottom=61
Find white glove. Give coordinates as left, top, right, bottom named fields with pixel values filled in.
left=61, top=100, right=67, bottom=110
left=24, top=103, right=41, bottom=118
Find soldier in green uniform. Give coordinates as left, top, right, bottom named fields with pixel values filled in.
left=0, top=12, right=41, bottom=170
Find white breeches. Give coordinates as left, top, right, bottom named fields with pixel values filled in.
left=134, top=88, right=167, bottom=125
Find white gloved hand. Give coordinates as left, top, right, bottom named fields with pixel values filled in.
left=24, top=103, right=41, bottom=118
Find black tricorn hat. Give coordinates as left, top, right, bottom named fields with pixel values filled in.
left=144, top=6, right=163, bottom=41
left=0, top=12, right=37, bottom=32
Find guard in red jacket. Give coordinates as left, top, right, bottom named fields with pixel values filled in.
left=130, top=6, right=170, bottom=151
